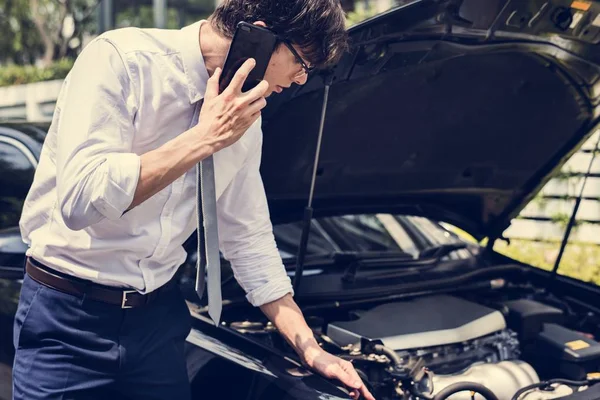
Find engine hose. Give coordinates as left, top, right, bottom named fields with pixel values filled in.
left=372, top=344, right=403, bottom=366
left=433, top=382, right=499, bottom=400
left=510, top=379, right=591, bottom=400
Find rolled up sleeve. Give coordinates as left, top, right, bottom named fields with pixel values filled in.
left=55, top=37, right=140, bottom=231
left=217, top=130, right=293, bottom=307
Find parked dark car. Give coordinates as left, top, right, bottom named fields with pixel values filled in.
left=3, top=1, right=600, bottom=399
left=0, top=121, right=478, bottom=399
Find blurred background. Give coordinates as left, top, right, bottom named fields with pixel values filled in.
left=0, top=0, right=397, bottom=106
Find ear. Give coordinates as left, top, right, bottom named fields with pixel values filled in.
left=253, top=21, right=267, bottom=27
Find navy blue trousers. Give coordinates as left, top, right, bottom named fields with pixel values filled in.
left=12, top=272, right=193, bottom=400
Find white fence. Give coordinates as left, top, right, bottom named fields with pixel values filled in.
left=0, top=79, right=63, bottom=122
left=504, top=130, right=600, bottom=244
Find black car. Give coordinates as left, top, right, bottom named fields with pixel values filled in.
left=0, top=122, right=477, bottom=399
left=3, top=1, right=600, bottom=399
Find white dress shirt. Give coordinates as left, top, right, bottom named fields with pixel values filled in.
left=19, top=21, right=293, bottom=307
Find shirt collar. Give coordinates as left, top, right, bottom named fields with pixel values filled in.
left=179, top=20, right=210, bottom=104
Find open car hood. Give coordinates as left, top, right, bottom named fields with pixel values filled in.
left=260, top=0, right=600, bottom=241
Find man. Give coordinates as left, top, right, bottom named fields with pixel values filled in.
left=14, top=0, right=375, bottom=399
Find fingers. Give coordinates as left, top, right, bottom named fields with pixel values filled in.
left=341, top=361, right=363, bottom=389
left=226, top=58, right=256, bottom=94
left=234, top=100, right=264, bottom=135
left=236, top=97, right=267, bottom=130
left=339, top=361, right=375, bottom=400
left=359, top=384, right=375, bottom=400
left=237, top=96, right=266, bottom=129
left=245, top=96, right=267, bottom=117
left=242, top=79, right=269, bottom=102
left=204, top=67, right=221, bottom=100
left=331, top=361, right=361, bottom=389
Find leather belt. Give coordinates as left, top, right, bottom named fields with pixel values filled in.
left=26, top=258, right=159, bottom=308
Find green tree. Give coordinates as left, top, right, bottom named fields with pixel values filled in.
left=345, top=2, right=383, bottom=27
left=0, top=0, right=99, bottom=67
left=29, top=0, right=100, bottom=67
left=0, top=0, right=43, bottom=64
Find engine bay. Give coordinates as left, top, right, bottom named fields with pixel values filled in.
left=225, top=287, right=600, bottom=400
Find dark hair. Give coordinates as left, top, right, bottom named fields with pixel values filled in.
left=209, top=0, right=348, bottom=68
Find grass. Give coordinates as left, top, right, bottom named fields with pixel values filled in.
left=494, top=239, right=600, bottom=285
left=442, top=223, right=600, bottom=286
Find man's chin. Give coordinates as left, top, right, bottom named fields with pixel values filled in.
left=265, top=89, right=280, bottom=97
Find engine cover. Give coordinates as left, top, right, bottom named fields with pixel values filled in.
left=431, top=360, right=539, bottom=400
left=326, top=295, right=506, bottom=350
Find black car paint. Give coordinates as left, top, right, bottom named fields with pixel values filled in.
left=184, top=314, right=352, bottom=399
left=260, top=0, right=600, bottom=242
left=0, top=125, right=44, bottom=159
left=0, top=122, right=471, bottom=399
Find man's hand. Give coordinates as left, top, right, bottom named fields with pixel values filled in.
left=195, top=58, right=268, bottom=152
left=260, top=294, right=375, bottom=400
left=128, top=58, right=268, bottom=210
left=302, top=346, right=375, bottom=400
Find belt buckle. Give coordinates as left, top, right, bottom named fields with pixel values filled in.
left=121, top=290, right=136, bottom=309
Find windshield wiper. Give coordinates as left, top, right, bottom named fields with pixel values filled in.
left=342, top=243, right=469, bottom=283
left=418, top=243, right=468, bottom=261
left=332, top=250, right=415, bottom=263
left=284, top=250, right=413, bottom=268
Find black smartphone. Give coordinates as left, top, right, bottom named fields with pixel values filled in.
left=218, top=22, right=278, bottom=93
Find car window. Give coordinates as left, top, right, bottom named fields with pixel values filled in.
left=494, top=131, right=600, bottom=286
left=321, top=215, right=405, bottom=253
left=273, top=221, right=338, bottom=259
left=272, top=214, right=466, bottom=260
left=0, top=141, right=35, bottom=230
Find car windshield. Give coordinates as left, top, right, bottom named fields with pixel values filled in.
left=272, top=214, right=469, bottom=261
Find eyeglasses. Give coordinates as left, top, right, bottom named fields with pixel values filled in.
left=279, top=39, right=315, bottom=76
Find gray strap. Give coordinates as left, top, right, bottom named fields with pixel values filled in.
left=193, top=100, right=222, bottom=326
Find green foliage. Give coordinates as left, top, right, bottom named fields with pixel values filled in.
left=117, top=5, right=170, bottom=29
left=116, top=5, right=211, bottom=30
left=532, top=194, right=549, bottom=211
left=495, top=239, right=556, bottom=271
left=345, top=2, right=383, bottom=27
left=550, top=211, right=573, bottom=229
left=0, top=58, right=73, bottom=87
left=0, top=0, right=99, bottom=66
left=0, top=0, right=42, bottom=64
left=549, top=211, right=584, bottom=234
left=495, top=238, right=600, bottom=286
left=554, top=170, right=571, bottom=182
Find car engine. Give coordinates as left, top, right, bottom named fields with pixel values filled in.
left=230, top=294, right=600, bottom=400
left=324, top=295, right=534, bottom=399
left=316, top=295, right=600, bottom=400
